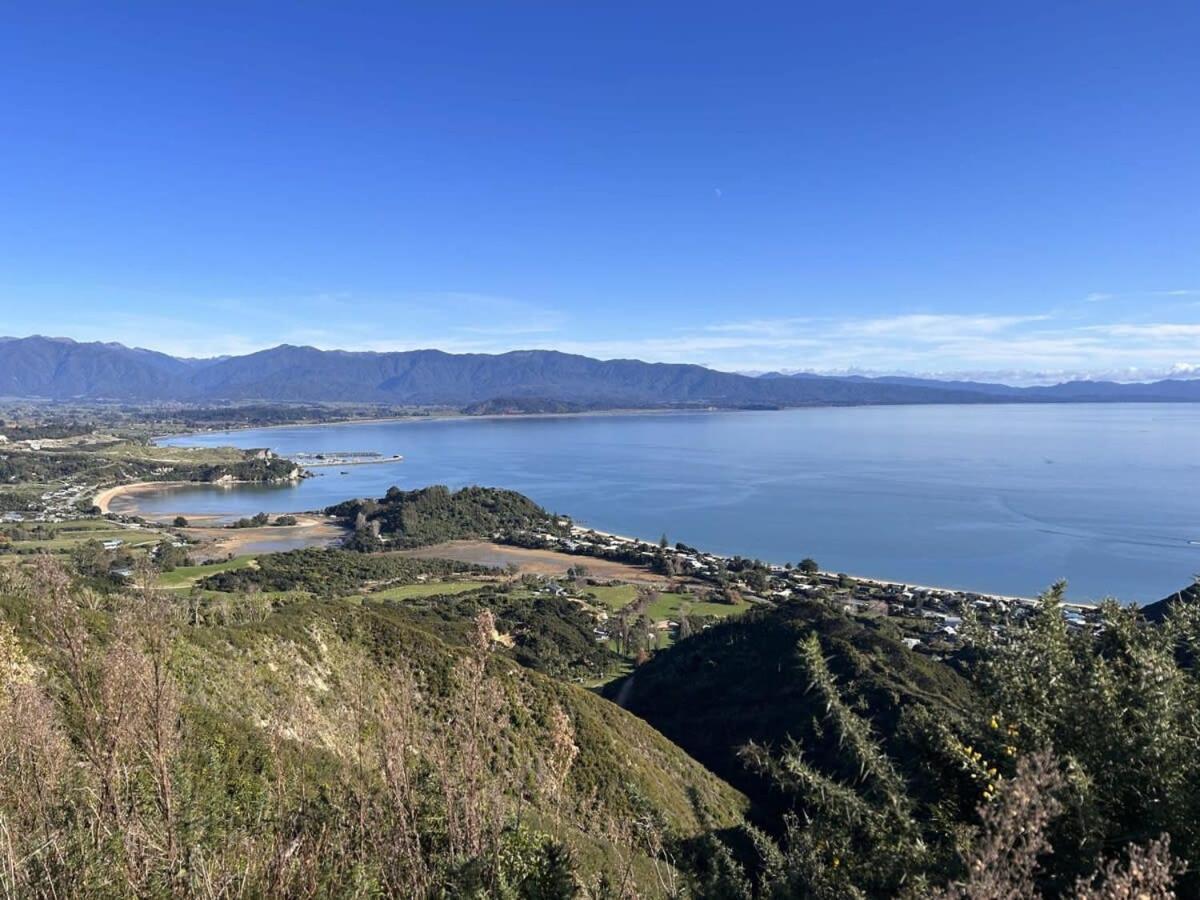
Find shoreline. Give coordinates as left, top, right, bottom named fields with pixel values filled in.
left=150, top=406, right=728, bottom=443
left=151, top=399, right=1200, bottom=444
left=94, top=481, right=192, bottom=514
left=578, top=526, right=1050, bottom=607
left=94, top=477, right=303, bottom=516
left=97, top=480, right=1091, bottom=606
left=93, top=481, right=347, bottom=561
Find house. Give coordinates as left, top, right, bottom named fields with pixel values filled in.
left=102, top=539, right=124, bottom=550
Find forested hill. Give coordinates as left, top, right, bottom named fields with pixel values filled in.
left=5, top=334, right=1199, bottom=407
left=605, top=600, right=975, bottom=804
left=326, top=484, right=567, bottom=548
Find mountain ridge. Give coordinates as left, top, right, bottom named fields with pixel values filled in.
left=2, top=334, right=1199, bottom=408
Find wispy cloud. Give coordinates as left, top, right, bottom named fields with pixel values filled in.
left=836, top=313, right=1048, bottom=339
left=703, top=317, right=814, bottom=334
left=1084, top=288, right=1198, bottom=303
left=502, top=312, right=1200, bottom=382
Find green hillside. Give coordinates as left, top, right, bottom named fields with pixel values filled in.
left=606, top=600, right=976, bottom=807
left=0, top=558, right=744, bottom=898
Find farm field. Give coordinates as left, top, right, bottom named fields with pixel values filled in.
left=158, top=555, right=258, bottom=589
left=367, top=581, right=488, bottom=601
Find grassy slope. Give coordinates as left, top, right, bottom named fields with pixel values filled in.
left=171, top=597, right=748, bottom=872
left=367, top=581, right=484, bottom=601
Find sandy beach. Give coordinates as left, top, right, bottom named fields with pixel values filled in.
left=94, top=481, right=192, bottom=515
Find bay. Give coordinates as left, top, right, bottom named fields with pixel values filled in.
left=140, top=404, right=1200, bottom=603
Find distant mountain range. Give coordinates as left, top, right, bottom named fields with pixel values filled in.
left=3, top=335, right=1200, bottom=409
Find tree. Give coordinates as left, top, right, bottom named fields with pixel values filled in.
left=653, top=550, right=679, bottom=577
left=154, top=539, right=190, bottom=572
left=745, top=569, right=769, bottom=594
left=345, top=526, right=384, bottom=552
left=172, top=515, right=189, bottom=528
left=799, top=558, right=819, bottom=575
left=659, top=533, right=669, bottom=549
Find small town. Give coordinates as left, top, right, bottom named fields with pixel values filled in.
left=505, top=521, right=1106, bottom=655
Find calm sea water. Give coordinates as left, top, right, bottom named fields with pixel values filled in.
left=143, top=405, right=1200, bottom=603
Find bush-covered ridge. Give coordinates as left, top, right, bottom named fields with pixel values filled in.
left=197, top=546, right=487, bottom=595
left=326, top=484, right=567, bottom=548
left=380, top=584, right=626, bottom=683
left=608, top=599, right=976, bottom=806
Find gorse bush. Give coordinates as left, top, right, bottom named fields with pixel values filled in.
left=962, top=584, right=1200, bottom=892
left=680, top=591, right=1197, bottom=898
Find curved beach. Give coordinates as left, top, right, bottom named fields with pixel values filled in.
left=94, top=481, right=191, bottom=515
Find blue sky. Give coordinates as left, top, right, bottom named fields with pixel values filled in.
left=1, top=3, right=1198, bottom=382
